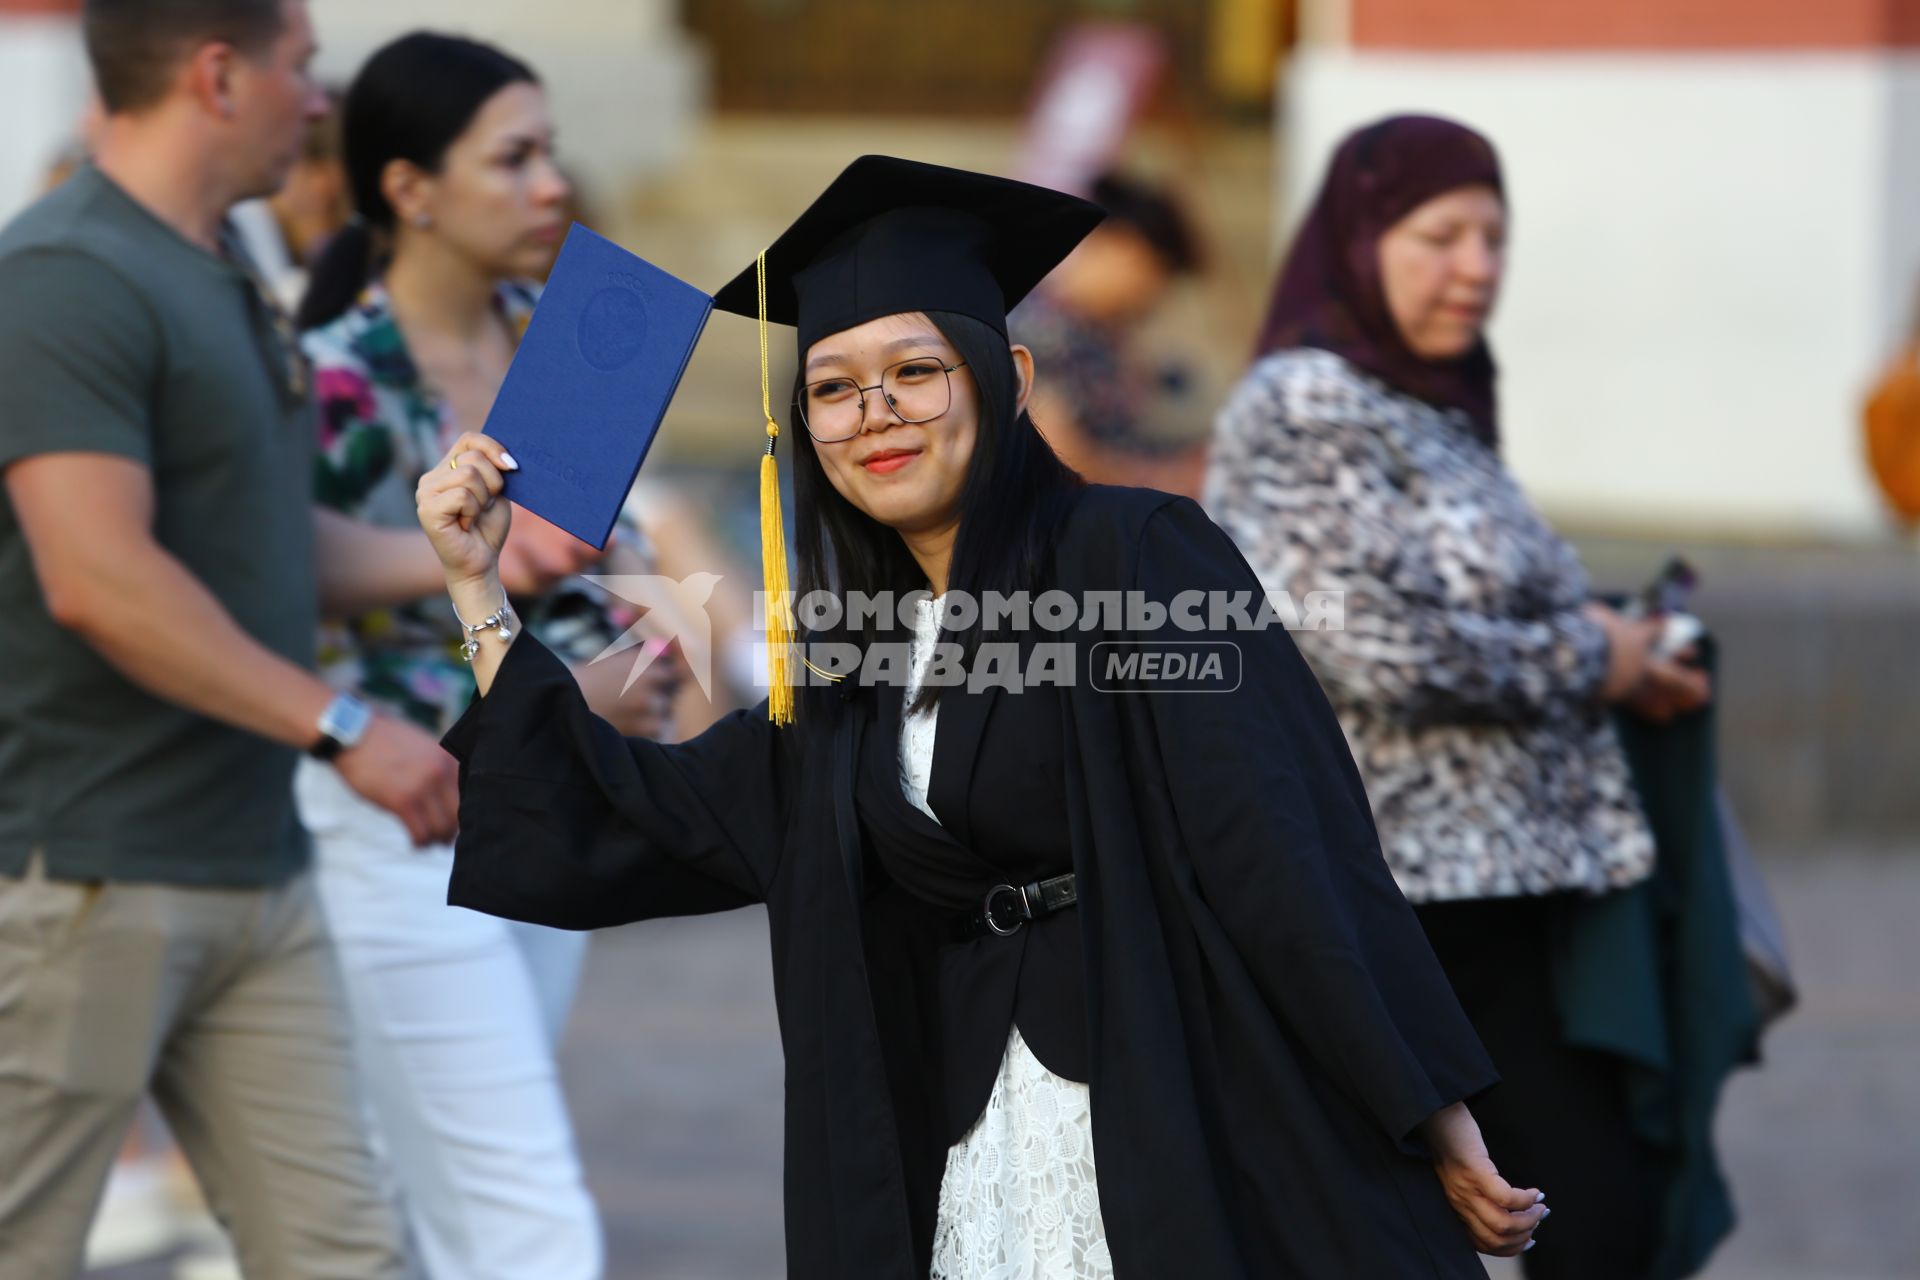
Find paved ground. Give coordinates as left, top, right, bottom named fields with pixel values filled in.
left=1487, top=848, right=1920, bottom=1280
left=561, top=908, right=785, bottom=1280
left=92, top=847, right=1919, bottom=1280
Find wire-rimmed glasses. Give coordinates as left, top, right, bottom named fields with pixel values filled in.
left=798, top=356, right=968, bottom=443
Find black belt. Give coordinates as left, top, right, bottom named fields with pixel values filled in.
left=958, top=873, right=1077, bottom=940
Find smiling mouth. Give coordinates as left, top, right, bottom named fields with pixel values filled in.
left=861, top=449, right=920, bottom=474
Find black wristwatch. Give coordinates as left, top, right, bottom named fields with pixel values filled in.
left=309, top=693, right=372, bottom=761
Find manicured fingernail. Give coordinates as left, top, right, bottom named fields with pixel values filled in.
left=500, top=450, right=520, bottom=470
left=1534, top=1192, right=1546, bottom=1204
left=1540, top=1208, right=1551, bottom=1220
left=1523, top=1240, right=1536, bottom=1252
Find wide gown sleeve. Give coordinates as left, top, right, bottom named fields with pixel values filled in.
left=1207, top=370, right=1608, bottom=727
left=1130, top=497, right=1498, bottom=1145
left=438, top=632, right=790, bottom=929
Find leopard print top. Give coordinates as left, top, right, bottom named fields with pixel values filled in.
left=1204, top=348, right=1654, bottom=903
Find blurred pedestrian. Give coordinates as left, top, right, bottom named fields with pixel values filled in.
left=292, top=31, right=685, bottom=1280
left=37, top=93, right=104, bottom=194
left=230, top=89, right=349, bottom=311
left=1861, top=292, right=1920, bottom=531
left=412, top=155, right=1547, bottom=1279
left=0, top=1, right=483, bottom=1275
left=1016, top=170, right=1207, bottom=494
left=1206, top=115, right=1710, bottom=1280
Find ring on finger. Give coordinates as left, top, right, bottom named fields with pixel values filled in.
left=449, top=454, right=461, bottom=471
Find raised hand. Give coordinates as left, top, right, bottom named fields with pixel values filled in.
left=415, top=431, right=518, bottom=594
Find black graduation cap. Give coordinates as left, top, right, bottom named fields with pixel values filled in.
left=719, top=156, right=1102, bottom=727
left=713, top=155, right=1105, bottom=353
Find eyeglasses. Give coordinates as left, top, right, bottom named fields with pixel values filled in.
left=797, top=356, right=967, bottom=443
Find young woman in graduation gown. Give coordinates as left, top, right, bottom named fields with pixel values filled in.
left=415, top=156, right=1548, bottom=1279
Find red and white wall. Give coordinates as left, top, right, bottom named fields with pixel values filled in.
left=1286, top=0, right=1920, bottom=535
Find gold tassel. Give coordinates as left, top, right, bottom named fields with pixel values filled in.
left=756, top=251, right=796, bottom=725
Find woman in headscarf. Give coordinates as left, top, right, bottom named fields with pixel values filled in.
left=1206, top=115, right=1711, bottom=1280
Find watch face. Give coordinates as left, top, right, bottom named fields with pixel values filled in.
left=321, top=695, right=373, bottom=748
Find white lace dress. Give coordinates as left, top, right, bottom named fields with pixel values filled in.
left=900, top=598, right=1116, bottom=1280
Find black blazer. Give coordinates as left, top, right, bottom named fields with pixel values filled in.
left=442, top=487, right=1497, bottom=1279
left=852, top=640, right=1088, bottom=1216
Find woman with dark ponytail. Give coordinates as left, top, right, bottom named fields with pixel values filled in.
left=296, top=32, right=682, bottom=1280
left=296, top=34, right=531, bottom=332
left=292, top=201, right=374, bottom=334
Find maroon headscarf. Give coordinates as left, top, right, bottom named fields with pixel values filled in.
left=1254, top=115, right=1504, bottom=445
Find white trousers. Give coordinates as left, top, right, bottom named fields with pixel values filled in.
left=296, top=759, right=603, bottom=1280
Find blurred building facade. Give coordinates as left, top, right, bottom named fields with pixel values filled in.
left=0, top=0, right=705, bottom=240
left=6, top=0, right=1908, bottom=539
left=1289, top=0, right=1920, bottom=538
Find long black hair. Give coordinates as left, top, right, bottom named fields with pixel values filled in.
left=789, top=310, right=1083, bottom=720
left=295, top=32, right=536, bottom=331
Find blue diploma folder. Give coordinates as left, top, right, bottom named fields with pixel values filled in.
left=482, top=224, right=712, bottom=549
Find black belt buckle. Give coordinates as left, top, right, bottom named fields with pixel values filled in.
left=981, top=883, right=1029, bottom=937
left=963, top=874, right=1075, bottom=941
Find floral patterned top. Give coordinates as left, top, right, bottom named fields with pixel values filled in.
left=304, top=282, right=635, bottom=733
left=1205, top=348, right=1655, bottom=903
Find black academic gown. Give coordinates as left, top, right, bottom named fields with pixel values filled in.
left=852, top=652, right=1091, bottom=1255
left=442, top=487, right=1498, bottom=1279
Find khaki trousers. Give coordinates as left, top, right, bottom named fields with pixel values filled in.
left=0, top=854, right=407, bottom=1279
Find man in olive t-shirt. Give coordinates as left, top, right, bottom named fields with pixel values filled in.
left=0, top=3, right=473, bottom=1273
left=0, top=164, right=323, bottom=883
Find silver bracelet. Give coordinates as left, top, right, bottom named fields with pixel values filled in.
left=452, top=589, right=516, bottom=662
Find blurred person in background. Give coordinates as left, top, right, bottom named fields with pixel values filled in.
left=1861, top=288, right=1920, bottom=532
left=0, top=0, right=481, bottom=1274
left=1206, top=115, right=1710, bottom=1280
left=292, top=31, right=686, bottom=1280
left=38, top=76, right=358, bottom=1280
left=535, top=159, right=595, bottom=280
left=38, top=93, right=105, bottom=193
left=230, top=88, right=349, bottom=311
left=1016, top=170, right=1207, bottom=495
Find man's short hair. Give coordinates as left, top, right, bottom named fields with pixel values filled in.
left=84, top=0, right=288, bottom=115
